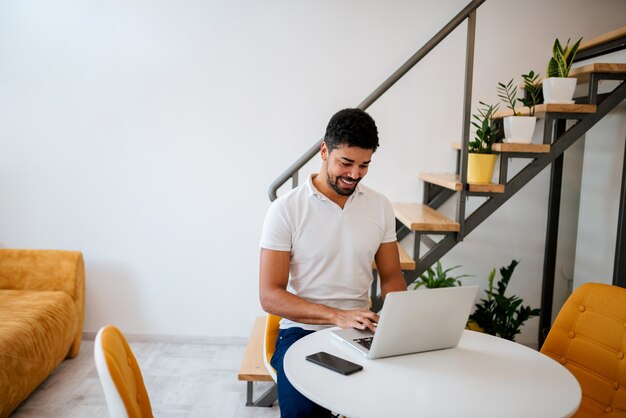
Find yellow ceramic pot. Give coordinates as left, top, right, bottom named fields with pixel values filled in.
left=466, top=319, right=484, bottom=333
left=467, top=153, right=496, bottom=184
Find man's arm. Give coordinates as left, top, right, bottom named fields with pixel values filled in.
left=259, top=248, right=379, bottom=331
left=374, top=241, right=407, bottom=298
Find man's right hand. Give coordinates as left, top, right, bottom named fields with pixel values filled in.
left=333, top=307, right=380, bottom=332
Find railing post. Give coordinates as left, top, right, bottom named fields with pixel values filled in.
left=457, top=10, right=476, bottom=240
left=614, top=138, right=626, bottom=288
left=539, top=119, right=566, bottom=348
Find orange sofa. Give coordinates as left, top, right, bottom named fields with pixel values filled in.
left=0, top=249, right=85, bottom=418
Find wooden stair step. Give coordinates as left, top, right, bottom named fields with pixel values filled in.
left=396, top=242, right=416, bottom=271
left=420, top=173, right=505, bottom=193
left=579, top=26, right=626, bottom=53
left=452, top=143, right=550, bottom=154
left=517, top=63, right=626, bottom=88
left=493, top=143, right=550, bottom=153
left=373, top=241, right=415, bottom=271
left=493, top=103, right=596, bottom=119
left=393, top=202, right=460, bottom=232
left=420, top=172, right=462, bottom=191
left=569, top=63, right=626, bottom=84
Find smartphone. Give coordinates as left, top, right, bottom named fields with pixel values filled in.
left=305, top=351, right=363, bottom=375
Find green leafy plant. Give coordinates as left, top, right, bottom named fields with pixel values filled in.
left=498, top=71, right=542, bottom=117
left=468, top=260, right=540, bottom=341
left=412, top=261, right=471, bottom=289
left=497, top=78, right=519, bottom=116
left=469, top=101, right=499, bottom=154
left=518, top=70, right=541, bottom=116
left=547, top=37, right=582, bottom=78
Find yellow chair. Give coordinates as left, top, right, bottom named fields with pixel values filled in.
left=94, top=325, right=154, bottom=418
left=263, top=313, right=281, bottom=382
left=541, top=283, right=626, bottom=417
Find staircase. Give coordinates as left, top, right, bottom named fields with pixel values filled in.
left=394, top=66, right=626, bottom=337
left=268, top=0, right=626, bottom=345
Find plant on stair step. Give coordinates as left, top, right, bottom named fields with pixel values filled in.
left=543, top=37, right=583, bottom=104
left=469, top=101, right=499, bottom=154
left=497, top=72, right=539, bottom=144
left=519, top=70, right=541, bottom=115
left=498, top=78, right=520, bottom=116
left=412, top=261, right=471, bottom=289
left=467, top=101, right=499, bottom=183
left=467, top=260, right=540, bottom=342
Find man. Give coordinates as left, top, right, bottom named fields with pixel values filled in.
left=259, top=108, right=406, bottom=417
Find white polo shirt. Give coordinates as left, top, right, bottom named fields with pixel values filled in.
left=260, top=174, right=397, bottom=331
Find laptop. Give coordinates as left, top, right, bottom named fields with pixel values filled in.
left=331, top=285, right=478, bottom=359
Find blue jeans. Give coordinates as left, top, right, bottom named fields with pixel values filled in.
left=270, top=327, right=333, bottom=418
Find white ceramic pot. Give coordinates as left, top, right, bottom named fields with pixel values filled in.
left=542, top=77, right=577, bottom=104
left=503, top=116, right=537, bottom=144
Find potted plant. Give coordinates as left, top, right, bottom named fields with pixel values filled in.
left=467, top=260, right=540, bottom=341
left=412, top=261, right=470, bottom=289
left=519, top=70, right=542, bottom=114
left=543, top=37, right=582, bottom=104
left=468, top=101, right=499, bottom=184
left=497, top=71, right=540, bottom=144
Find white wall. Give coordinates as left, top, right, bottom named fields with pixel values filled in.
left=573, top=48, right=626, bottom=289
left=573, top=102, right=626, bottom=287
left=0, top=0, right=624, bottom=344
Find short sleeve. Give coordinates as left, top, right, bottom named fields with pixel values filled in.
left=381, top=196, right=397, bottom=243
left=259, top=199, right=292, bottom=251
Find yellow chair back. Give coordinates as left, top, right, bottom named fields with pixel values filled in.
left=264, top=314, right=281, bottom=382
left=541, top=283, right=626, bottom=416
left=95, top=325, right=154, bottom=418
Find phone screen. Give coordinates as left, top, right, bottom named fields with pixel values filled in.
left=305, top=351, right=363, bottom=375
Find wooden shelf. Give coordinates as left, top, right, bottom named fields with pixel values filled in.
left=493, top=103, right=596, bottom=119
left=419, top=173, right=505, bottom=193
left=373, top=242, right=416, bottom=271
left=393, top=203, right=460, bottom=233
left=453, top=143, right=550, bottom=154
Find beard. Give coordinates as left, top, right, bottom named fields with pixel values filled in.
left=327, top=171, right=361, bottom=196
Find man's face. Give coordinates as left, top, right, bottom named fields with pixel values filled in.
left=322, top=143, right=373, bottom=196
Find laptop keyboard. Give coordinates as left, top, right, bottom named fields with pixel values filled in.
left=354, top=337, right=373, bottom=350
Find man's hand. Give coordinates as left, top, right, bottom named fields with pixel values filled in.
left=333, top=307, right=380, bottom=332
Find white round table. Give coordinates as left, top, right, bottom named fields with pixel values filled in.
left=284, top=328, right=581, bottom=418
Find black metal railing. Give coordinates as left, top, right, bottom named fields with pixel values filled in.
left=268, top=0, right=486, bottom=202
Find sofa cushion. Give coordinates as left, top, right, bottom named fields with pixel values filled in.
left=0, top=289, right=78, bottom=416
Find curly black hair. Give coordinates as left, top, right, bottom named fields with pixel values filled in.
left=324, top=108, right=379, bottom=152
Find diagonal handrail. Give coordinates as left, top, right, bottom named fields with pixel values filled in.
left=268, top=0, right=486, bottom=201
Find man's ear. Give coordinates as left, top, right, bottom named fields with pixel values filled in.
left=320, top=142, right=328, bottom=161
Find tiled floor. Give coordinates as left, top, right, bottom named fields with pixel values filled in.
left=10, top=340, right=279, bottom=418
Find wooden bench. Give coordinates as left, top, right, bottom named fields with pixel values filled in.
left=238, top=316, right=277, bottom=407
